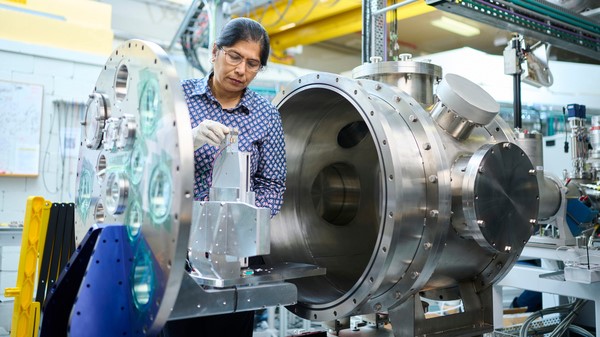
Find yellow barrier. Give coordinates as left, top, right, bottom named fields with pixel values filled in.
left=4, top=196, right=51, bottom=337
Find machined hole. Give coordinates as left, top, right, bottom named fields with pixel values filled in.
left=115, top=63, right=129, bottom=101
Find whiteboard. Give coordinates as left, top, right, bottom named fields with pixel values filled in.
left=0, top=80, right=43, bottom=176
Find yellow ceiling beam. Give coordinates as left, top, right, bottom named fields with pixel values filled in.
left=267, top=1, right=436, bottom=52
left=246, top=0, right=362, bottom=34
left=0, top=0, right=113, bottom=55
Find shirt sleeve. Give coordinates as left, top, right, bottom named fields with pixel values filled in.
left=253, top=107, right=287, bottom=217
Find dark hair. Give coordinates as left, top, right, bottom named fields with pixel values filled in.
left=215, top=17, right=270, bottom=67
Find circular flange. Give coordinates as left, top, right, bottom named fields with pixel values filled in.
left=462, top=142, right=539, bottom=253
left=73, top=39, right=193, bottom=336
left=83, top=93, right=109, bottom=149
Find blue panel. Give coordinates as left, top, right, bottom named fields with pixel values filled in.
left=566, top=198, right=598, bottom=236
left=40, top=224, right=173, bottom=337
left=67, top=225, right=140, bottom=337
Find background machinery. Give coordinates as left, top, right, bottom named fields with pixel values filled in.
left=36, top=0, right=600, bottom=336
left=38, top=38, right=542, bottom=337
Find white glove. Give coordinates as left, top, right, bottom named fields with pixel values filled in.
left=192, top=120, right=230, bottom=148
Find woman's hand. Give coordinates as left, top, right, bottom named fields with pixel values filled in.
left=192, top=120, right=230, bottom=148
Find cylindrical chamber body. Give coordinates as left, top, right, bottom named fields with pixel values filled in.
left=514, top=132, right=562, bottom=219
left=352, top=60, right=442, bottom=106
left=515, top=132, right=544, bottom=168
left=269, top=73, right=539, bottom=320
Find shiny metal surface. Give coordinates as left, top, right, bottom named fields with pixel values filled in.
left=271, top=73, right=451, bottom=322
left=434, top=73, right=499, bottom=126
left=515, top=132, right=544, bottom=168
left=430, top=74, right=499, bottom=141
left=515, top=132, right=562, bottom=220
left=459, top=143, right=537, bottom=253
left=270, top=72, right=539, bottom=333
left=190, top=262, right=326, bottom=288
left=352, top=59, right=442, bottom=106
left=190, top=200, right=271, bottom=279
left=74, top=40, right=193, bottom=335
left=590, top=115, right=600, bottom=170
left=188, top=134, right=272, bottom=281
left=568, top=116, right=590, bottom=179
left=170, top=273, right=298, bottom=320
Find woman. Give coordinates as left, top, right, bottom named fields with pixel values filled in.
left=161, top=17, right=286, bottom=337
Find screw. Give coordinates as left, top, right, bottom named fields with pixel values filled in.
left=409, top=114, right=417, bottom=122
left=477, top=220, right=485, bottom=227
left=429, top=210, right=439, bottom=217
left=428, top=175, right=438, bottom=183
left=424, top=242, right=432, bottom=250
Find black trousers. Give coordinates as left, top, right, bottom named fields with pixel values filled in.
left=159, top=310, right=254, bottom=337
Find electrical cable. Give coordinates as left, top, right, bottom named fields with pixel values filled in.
left=518, top=298, right=588, bottom=337
left=548, top=298, right=588, bottom=337
left=256, top=0, right=293, bottom=28
left=283, top=0, right=319, bottom=28
left=568, top=324, right=595, bottom=337
left=180, top=1, right=208, bottom=75
left=42, top=102, right=60, bottom=195
left=258, top=0, right=323, bottom=29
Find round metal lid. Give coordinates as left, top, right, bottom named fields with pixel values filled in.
left=462, top=142, right=539, bottom=253
left=436, top=73, right=499, bottom=125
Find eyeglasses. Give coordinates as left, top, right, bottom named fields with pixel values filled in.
left=218, top=47, right=262, bottom=73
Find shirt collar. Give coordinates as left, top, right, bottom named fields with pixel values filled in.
left=191, top=74, right=254, bottom=114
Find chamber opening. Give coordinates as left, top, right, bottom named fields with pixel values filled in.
left=338, top=121, right=369, bottom=148
left=272, top=87, right=381, bottom=304
left=311, top=163, right=360, bottom=226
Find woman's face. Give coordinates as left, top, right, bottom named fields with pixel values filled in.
left=212, top=40, right=262, bottom=95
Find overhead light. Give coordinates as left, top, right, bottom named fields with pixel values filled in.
left=431, top=16, right=480, bottom=37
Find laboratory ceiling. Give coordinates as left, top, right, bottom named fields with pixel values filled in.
left=100, top=0, right=600, bottom=70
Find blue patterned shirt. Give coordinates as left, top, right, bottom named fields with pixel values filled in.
left=181, top=76, right=286, bottom=217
